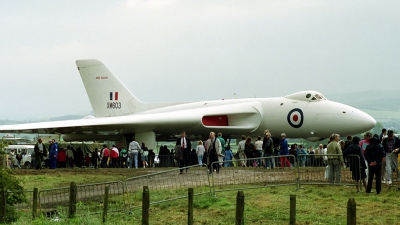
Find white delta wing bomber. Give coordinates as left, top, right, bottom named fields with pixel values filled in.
left=0, top=59, right=376, bottom=149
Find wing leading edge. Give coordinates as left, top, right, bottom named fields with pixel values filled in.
left=0, top=102, right=263, bottom=136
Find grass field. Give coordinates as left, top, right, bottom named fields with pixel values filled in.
left=9, top=168, right=400, bottom=224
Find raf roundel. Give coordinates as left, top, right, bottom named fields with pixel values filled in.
left=287, top=108, right=304, bottom=128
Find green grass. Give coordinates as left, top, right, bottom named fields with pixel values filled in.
left=9, top=168, right=400, bottom=224
left=11, top=184, right=400, bottom=225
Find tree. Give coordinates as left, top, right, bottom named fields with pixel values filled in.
left=0, top=138, right=27, bottom=223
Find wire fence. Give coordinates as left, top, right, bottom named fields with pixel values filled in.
left=297, top=154, right=362, bottom=189
left=38, top=186, right=70, bottom=216
left=124, top=164, right=210, bottom=213
left=210, top=155, right=298, bottom=194
left=5, top=154, right=367, bottom=217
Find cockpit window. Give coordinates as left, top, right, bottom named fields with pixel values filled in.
left=284, top=91, right=327, bottom=102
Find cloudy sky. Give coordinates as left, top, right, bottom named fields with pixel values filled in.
left=1, top=0, right=399, bottom=120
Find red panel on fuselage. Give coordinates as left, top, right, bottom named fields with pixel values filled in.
left=202, top=116, right=229, bottom=126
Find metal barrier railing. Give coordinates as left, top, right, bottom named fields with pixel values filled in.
left=76, top=181, right=125, bottom=213
left=210, top=155, right=297, bottom=194
left=148, top=155, right=176, bottom=168
left=38, top=181, right=125, bottom=216
left=10, top=153, right=365, bottom=216
left=38, top=186, right=70, bottom=215
left=124, top=164, right=211, bottom=213
left=296, top=154, right=361, bottom=189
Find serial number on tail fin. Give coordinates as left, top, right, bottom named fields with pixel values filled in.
left=107, top=102, right=121, bottom=109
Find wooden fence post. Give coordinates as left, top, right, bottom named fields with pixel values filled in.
left=32, top=188, right=38, bottom=219
left=188, top=188, right=194, bottom=225
left=0, top=187, right=5, bottom=223
left=235, top=191, right=244, bottom=225
left=68, top=182, right=77, bottom=218
left=103, top=186, right=109, bottom=223
left=290, top=195, right=296, bottom=225
left=142, top=186, right=149, bottom=225
left=347, top=198, right=356, bottom=225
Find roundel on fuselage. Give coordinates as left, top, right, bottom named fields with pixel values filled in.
left=287, top=108, right=304, bottom=128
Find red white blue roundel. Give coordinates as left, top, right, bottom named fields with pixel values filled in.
left=287, top=108, right=304, bottom=128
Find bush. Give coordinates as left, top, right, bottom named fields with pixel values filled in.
left=0, top=139, right=26, bottom=224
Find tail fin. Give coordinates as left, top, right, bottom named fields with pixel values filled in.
left=76, top=59, right=143, bottom=117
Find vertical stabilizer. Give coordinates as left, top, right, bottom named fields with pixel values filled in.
left=76, top=59, right=142, bottom=117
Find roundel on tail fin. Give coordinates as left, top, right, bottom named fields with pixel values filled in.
left=287, top=108, right=304, bottom=128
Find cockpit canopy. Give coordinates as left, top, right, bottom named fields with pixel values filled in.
left=284, top=91, right=327, bottom=102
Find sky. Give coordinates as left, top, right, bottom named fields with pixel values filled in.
left=1, top=0, right=399, bottom=120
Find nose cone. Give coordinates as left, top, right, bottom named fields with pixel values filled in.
left=350, top=108, right=376, bottom=132
left=313, top=101, right=376, bottom=136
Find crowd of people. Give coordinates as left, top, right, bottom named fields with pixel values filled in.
left=8, top=128, right=398, bottom=194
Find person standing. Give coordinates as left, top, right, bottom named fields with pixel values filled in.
left=343, top=136, right=367, bottom=192
left=206, top=132, right=222, bottom=173
left=298, top=145, right=308, bottom=167
left=380, top=128, right=387, bottom=142
left=140, top=142, right=149, bottom=168
left=279, top=133, right=291, bottom=168
left=196, top=140, right=205, bottom=166
left=308, top=146, right=315, bottom=167
left=8, top=150, right=15, bottom=168
left=382, top=130, right=400, bottom=185
left=101, top=144, right=110, bottom=168
left=244, top=137, right=255, bottom=167
left=66, top=146, right=74, bottom=168
left=217, top=133, right=226, bottom=166
left=224, top=145, right=234, bottom=167
left=110, top=144, right=120, bottom=168
left=57, top=147, right=67, bottom=168
left=237, top=135, right=246, bottom=167
left=91, top=148, right=99, bottom=169
left=176, top=131, right=192, bottom=173
left=365, top=134, right=385, bottom=194
left=128, top=137, right=141, bottom=169
left=34, top=138, right=46, bottom=170
left=44, top=140, right=51, bottom=169
left=262, top=132, right=274, bottom=169
left=16, top=151, right=22, bottom=169
left=49, top=139, right=58, bottom=169
left=120, top=146, right=128, bottom=168
left=254, top=136, right=263, bottom=167
left=76, top=147, right=84, bottom=168
left=326, top=133, right=344, bottom=184
left=315, top=144, right=325, bottom=167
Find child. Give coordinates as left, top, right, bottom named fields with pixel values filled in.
left=224, top=145, right=234, bottom=167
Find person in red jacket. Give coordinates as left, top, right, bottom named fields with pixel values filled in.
left=84, top=154, right=91, bottom=167
left=57, top=147, right=67, bottom=168
left=101, top=144, right=110, bottom=168
left=110, top=144, right=120, bottom=168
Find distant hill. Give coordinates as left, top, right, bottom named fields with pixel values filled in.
left=326, top=90, right=400, bottom=112
left=326, top=90, right=400, bottom=129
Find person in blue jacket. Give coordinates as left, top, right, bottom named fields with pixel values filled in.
left=224, top=145, right=234, bottom=167
left=49, top=139, right=59, bottom=169
left=279, top=133, right=291, bottom=168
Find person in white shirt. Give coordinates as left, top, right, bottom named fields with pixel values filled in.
left=254, top=136, right=263, bottom=167
left=128, top=137, right=141, bottom=169
left=111, top=144, right=120, bottom=168
left=196, top=140, right=205, bottom=166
